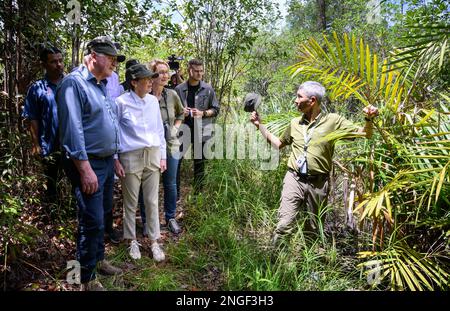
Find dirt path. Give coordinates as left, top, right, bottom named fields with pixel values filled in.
left=3, top=165, right=196, bottom=291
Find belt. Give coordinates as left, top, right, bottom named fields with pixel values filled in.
left=87, top=154, right=112, bottom=160
left=288, top=168, right=329, bottom=182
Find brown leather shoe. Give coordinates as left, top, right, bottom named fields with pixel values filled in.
left=80, top=279, right=106, bottom=291
left=97, top=260, right=122, bottom=275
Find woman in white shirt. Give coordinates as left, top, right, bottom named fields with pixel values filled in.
left=114, top=64, right=166, bottom=262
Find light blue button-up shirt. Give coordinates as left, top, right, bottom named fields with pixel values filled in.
left=106, top=71, right=124, bottom=100
left=22, top=75, right=60, bottom=156
left=56, top=65, right=119, bottom=160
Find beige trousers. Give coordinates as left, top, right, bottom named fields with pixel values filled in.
left=120, top=147, right=161, bottom=241
left=274, top=170, right=329, bottom=243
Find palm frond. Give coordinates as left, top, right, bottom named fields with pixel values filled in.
left=288, top=32, right=406, bottom=112
left=358, top=241, right=449, bottom=290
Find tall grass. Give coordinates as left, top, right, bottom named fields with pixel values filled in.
left=172, top=156, right=364, bottom=290
left=104, top=99, right=370, bottom=291
left=161, top=102, right=367, bottom=290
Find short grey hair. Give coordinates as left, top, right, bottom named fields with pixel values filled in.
left=298, top=81, right=326, bottom=104
left=83, top=54, right=90, bottom=66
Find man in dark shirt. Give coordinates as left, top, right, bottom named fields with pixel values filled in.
left=175, top=59, right=220, bottom=194
left=22, top=44, right=64, bottom=205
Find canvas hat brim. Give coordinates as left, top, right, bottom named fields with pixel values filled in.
left=244, top=93, right=261, bottom=112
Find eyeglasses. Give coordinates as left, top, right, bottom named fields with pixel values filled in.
left=105, top=55, right=118, bottom=63
left=96, top=53, right=117, bottom=63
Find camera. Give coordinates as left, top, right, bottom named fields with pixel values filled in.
left=163, top=121, right=171, bottom=141
left=168, top=54, right=184, bottom=70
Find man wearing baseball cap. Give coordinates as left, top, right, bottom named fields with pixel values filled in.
left=56, top=36, right=125, bottom=291
left=86, top=36, right=126, bottom=62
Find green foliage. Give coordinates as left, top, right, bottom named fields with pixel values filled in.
left=163, top=108, right=362, bottom=290
left=289, top=31, right=408, bottom=110
left=238, top=30, right=306, bottom=100
left=0, top=124, right=41, bottom=273
left=287, top=0, right=390, bottom=36
left=359, top=240, right=449, bottom=290
left=103, top=244, right=187, bottom=290
left=180, top=0, right=279, bottom=103
left=391, top=22, right=450, bottom=92
left=1, top=0, right=449, bottom=291
left=286, top=16, right=449, bottom=290
left=173, top=158, right=361, bottom=290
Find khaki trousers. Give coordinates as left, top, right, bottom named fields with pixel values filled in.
left=274, top=170, right=329, bottom=243
left=120, top=147, right=161, bottom=241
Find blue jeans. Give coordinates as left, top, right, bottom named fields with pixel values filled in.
left=162, top=153, right=179, bottom=221
left=140, top=152, right=179, bottom=223
left=63, top=156, right=114, bottom=283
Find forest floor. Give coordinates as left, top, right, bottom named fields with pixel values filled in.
left=3, top=163, right=218, bottom=291
left=3, top=159, right=366, bottom=291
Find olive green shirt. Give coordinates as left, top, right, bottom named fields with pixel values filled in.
left=280, top=112, right=358, bottom=175
left=159, top=88, right=184, bottom=152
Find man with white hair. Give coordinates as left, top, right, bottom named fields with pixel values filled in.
left=56, top=36, right=126, bottom=290
left=250, top=81, right=379, bottom=245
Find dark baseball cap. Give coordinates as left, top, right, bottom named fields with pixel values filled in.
left=243, top=92, right=261, bottom=112
left=127, top=64, right=159, bottom=80
left=86, top=36, right=126, bottom=62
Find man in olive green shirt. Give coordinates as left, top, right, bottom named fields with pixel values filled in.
left=250, top=81, right=379, bottom=245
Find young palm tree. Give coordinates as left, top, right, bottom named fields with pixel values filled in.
left=278, top=23, right=449, bottom=290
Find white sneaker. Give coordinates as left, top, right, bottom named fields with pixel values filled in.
left=129, top=240, right=141, bottom=260
left=151, top=243, right=165, bottom=262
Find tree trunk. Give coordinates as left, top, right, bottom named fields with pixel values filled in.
left=316, top=0, right=327, bottom=31
left=71, top=25, right=81, bottom=69
left=7, top=0, right=16, bottom=127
